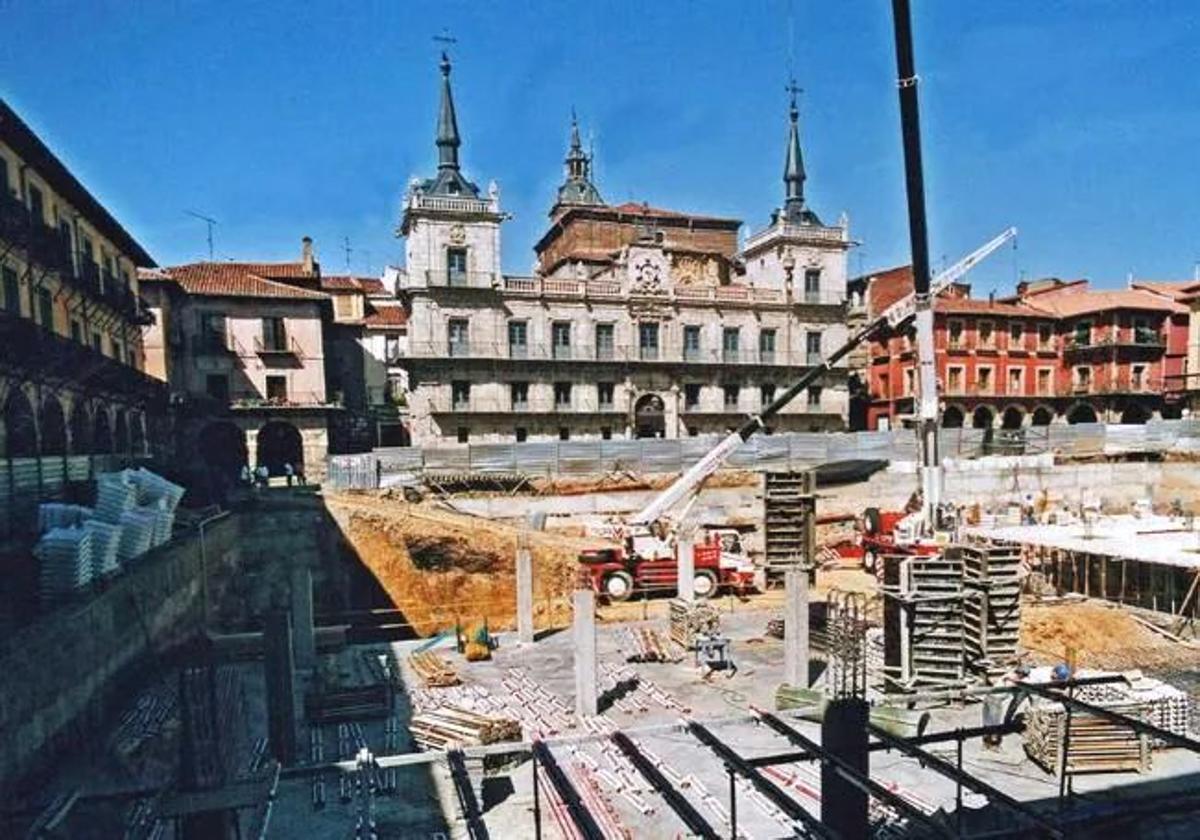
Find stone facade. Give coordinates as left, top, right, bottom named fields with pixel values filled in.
left=396, top=57, right=851, bottom=446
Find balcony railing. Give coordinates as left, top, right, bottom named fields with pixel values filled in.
left=428, top=397, right=625, bottom=414
left=743, top=220, right=849, bottom=252
left=227, top=389, right=340, bottom=409
left=1064, top=333, right=1166, bottom=353
left=408, top=193, right=499, bottom=215
left=426, top=269, right=499, bottom=289
left=408, top=340, right=840, bottom=367
left=254, top=335, right=304, bottom=356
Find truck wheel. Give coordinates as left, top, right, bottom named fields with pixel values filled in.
left=603, top=571, right=634, bottom=602
left=863, top=507, right=882, bottom=535
left=693, top=570, right=719, bottom=599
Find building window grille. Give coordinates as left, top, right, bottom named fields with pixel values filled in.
left=759, top=329, right=777, bottom=364
left=805, top=330, right=822, bottom=364
left=448, top=318, right=469, bottom=357
left=638, top=322, right=659, bottom=361
left=803, top=268, right=821, bottom=302
left=722, top=327, right=740, bottom=363
left=508, top=320, right=528, bottom=358
left=595, top=323, right=614, bottom=360
left=447, top=247, right=468, bottom=286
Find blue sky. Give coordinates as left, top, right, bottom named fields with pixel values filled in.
left=2, top=1, right=1197, bottom=291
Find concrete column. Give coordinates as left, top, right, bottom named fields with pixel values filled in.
left=784, top=567, right=810, bottom=688
left=573, top=589, right=598, bottom=717
left=677, top=537, right=695, bottom=602
left=516, top=547, right=534, bottom=644
left=290, top=564, right=316, bottom=670
left=263, top=610, right=298, bottom=765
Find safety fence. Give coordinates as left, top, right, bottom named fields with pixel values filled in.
left=0, top=453, right=150, bottom=541
left=327, top=419, right=1200, bottom=490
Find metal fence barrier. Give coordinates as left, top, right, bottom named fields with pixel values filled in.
left=326, top=420, right=1200, bottom=490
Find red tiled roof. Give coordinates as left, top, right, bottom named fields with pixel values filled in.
left=140, top=263, right=328, bottom=300
left=858, top=264, right=1041, bottom=318
left=862, top=265, right=913, bottom=316
left=1021, top=288, right=1186, bottom=318
left=320, top=274, right=386, bottom=294
left=363, top=305, right=408, bottom=327
left=1130, top=280, right=1196, bottom=303
left=936, top=297, right=1042, bottom=317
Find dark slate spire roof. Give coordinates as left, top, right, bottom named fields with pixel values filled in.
left=781, top=85, right=820, bottom=225
left=554, top=110, right=603, bottom=210
left=419, top=52, right=480, bottom=198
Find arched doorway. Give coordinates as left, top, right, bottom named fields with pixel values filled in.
left=93, top=408, right=113, bottom=454
left=68, top=403, right=91, bottom=455
left=971, top=406, right=995, bottom=429
left=1119, top=403, right=1151, bottom=425
left=1031, top=406, right=1055, bottom=427
left=40, top=395, right=67, bottom=455
left=942, top=405, right=965, bottom=428
left=1001, top=406, right=1025, bottom=430
left=634, top=393, right=666, bottom=439
left=113, top=410, right=130, bottom=454
left=4, top=389, right=38, bottom=457
left=130, top=412, right=146, bottom=456
left=257, top=421, right=303, bottom=477
left=200, top=421, right=248, bottom=483
left=1067, top=403, right=1098, bottom=425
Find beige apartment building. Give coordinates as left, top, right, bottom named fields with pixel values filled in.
left=396, top=57, right=850, bottom=446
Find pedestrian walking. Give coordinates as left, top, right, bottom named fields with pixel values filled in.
left=284, top=462, right=294, bottom=487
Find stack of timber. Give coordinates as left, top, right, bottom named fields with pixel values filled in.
left=409, top=706, right=522, bottom=750
left=1024, top=701, right=1151, bottom=775
left=669, top=598, right=720, bottom=649
left=623, top=627, right=682, bottom=662
left=409, top=651, right=461, bottom=687
left=761, top=470, right=817, bottom=571
left=959, top=539, right=1021, bottom=677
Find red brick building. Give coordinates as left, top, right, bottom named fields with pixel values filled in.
left=853, top=269, right=1189, bottom=431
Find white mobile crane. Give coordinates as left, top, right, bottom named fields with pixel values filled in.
left=578, top=0, right=1010, bottom=599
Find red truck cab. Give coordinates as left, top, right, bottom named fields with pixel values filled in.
left=577, top=533, right=755, bottom=602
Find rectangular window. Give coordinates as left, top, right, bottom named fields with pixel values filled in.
left=199, top=312, right=227, bottom=352
left=70, top=320, right=82, bottom=343
left=206, top=374, right=229, bottom=402
left=28, top=184, right=45, bottom=224
left=601, top=426, right=612, bottom=440
left=559, top=427, right=570, bottom=441
left=879, top=372, right=890, bottom=397
left=510, top=381, right=529, bottom=410
left=1074, top=365, right=1092, bottom=391
left=1037, top=368, right=1053, bottom=396
left=448, top=318, right=469, bottom=356
left=807, top=386, right=822, bottom=408
left=683, top=325, right=701, bottom=361
left=457, top=426, right=469, bottom=443
left=1007, top=367, right=1024, bottom=395
left=92, top=332, right=103, bottom=354
left=552, top=321, right=571, bottom=360
left=803, top=268, right=821, bottom=300
left=451, top=380, right=471, bottom=410
left=554, top=382, right=572, bottom=409
left=261, top=316, right=287, bottom=352
left=760, top=383, right=776, bottom=407
left=37, top=287, right=53, bottom=329
left=903, top=368, right=914, bottom=396
left=1038, top=322, right=1053, bottom=349
left=759, top=329, right=777, bottom=363
left=638, top=322, right=659, bottom=361
left=978, top=320, right=995, bottom=349
left=597, top=381, right=615, bottom=410
left=1133, top=317, right=1157, bottom=345
left=977, top=366, right=994, bottom=393
left=1073, top=321, right=1091, bottom=346
left=948, top=320, right=964, bottom=348
left=947, top=366, right=964, bottom=394
left=384, top=334, right=401, bottom=362
left=1009, top=321, right=1025, bottom=347
left=805, top=330, right=822, bottom=364
left=266, top=375, right=287, bottom=402
left=723, top=383, right=739, bottom=410
left=595, top=323, right=614, bottom=360
left=446, top=247, right=468, bottom=285
left=1131, top=364, right=1147, bottom=390
left=722, top=327, right=740, bottom=363
left=3, top=265, right=21, bottom=315
left=508, top=320, right=528, bottom=358
left=515, top=427, right=527, bottom=442
left=684, top=383, right=701, bottom=410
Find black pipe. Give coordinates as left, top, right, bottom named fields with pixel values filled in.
left=610, top=732, right=718, bottom=839
left=891, top=0, right=932, bottom=298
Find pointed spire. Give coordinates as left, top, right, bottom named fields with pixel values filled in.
left=436, top=51, right=461, bottom=171
left=783, top=80, right=807, bottom=220
left=553, top=108, right=603, bottom=212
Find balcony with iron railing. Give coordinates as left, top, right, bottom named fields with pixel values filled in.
left=425, top=269, right=499, bottom=289
left=429, top=396, right=626, bottom=415
left=412, top=340, right=840, bottom=368
left=253, top=334, right=305, bottom=357
left=227, top=388, right=340, bottom=410
left=1063, top=330, right=1166, bottom=355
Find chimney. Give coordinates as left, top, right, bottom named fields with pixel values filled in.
left=301, top=236, right=314, bottom=275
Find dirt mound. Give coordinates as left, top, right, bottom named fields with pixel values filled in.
left=1021, top=601, right=1199, bottom=671
left=326, top=493, right=602, bottom=636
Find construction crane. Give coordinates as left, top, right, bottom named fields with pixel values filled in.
left=577, top=227, right=1016, bottom=600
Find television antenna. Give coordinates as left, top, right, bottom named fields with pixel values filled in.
left=185, top=210, right=218, bottom=260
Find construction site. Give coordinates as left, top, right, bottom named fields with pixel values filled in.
left=5, top=3, right=1200, bottom=839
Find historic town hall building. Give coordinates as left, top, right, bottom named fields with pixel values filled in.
left=398, top=55, right=851, bottom=445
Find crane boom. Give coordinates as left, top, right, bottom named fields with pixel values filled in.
left=627, top=226, right=1016, bottom=531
